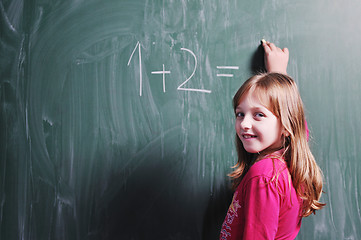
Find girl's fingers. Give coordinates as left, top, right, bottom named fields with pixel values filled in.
left=262, top=41, right=288, bottom=61
left=282, top=47, right=289, bottom=56
left=268, top=42, right=277, bottom=51
left=263, top=41, right=283, bottom=54
left=262, top=41, right=271, bottom=53
left=261, top=41, right=289, bottom=74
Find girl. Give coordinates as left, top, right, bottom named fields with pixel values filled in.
left=219, top=42, right=325, bottom=239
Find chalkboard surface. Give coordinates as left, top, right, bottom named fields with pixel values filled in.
left=1, top=0, right=361, bottom=239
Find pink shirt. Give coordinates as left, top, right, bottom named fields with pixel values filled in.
left=220, top=155, right=303, bottom=240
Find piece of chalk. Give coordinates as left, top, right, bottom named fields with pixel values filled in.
left=261, top=39, right=266, bottom=44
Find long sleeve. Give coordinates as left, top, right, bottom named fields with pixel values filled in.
left=242, top=176, right=280, bottom=239
left=220, top=157, right=302, bottom=240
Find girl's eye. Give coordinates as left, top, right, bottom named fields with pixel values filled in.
left=255, top=112, right=265, bottom=118
left=235, top=112, right=244, bottom=118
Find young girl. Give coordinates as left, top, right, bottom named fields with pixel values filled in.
left=219, top=42, right=325, bottom=239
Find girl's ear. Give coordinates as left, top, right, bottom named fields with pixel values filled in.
left=282, top=129, right=290, bottom=137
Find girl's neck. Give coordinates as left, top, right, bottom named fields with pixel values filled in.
left=256, top=147, right=285, bottom=162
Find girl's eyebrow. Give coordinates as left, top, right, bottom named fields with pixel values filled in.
left=252, top=106, right=266, bottom=111
left=236, top=106, right=266, bottom=111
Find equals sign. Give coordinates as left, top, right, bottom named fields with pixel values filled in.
left=216, top=66, right=239, bottom=77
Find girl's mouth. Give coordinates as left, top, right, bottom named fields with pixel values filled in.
left=242, top=134, right=257, bottom=139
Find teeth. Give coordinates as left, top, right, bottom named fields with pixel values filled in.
left=243, top=135, right=255, bottom=139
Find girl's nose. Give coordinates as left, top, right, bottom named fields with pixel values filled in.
left=240, top=116, right=252, bottom=130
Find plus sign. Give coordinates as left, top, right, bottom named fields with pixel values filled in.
left=151, top=64, right=171, bottom=92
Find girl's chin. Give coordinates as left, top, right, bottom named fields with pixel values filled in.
left=243, top=148, right=262, bottom=154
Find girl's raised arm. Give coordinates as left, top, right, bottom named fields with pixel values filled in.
left=262, top=41, right=289, bottom=74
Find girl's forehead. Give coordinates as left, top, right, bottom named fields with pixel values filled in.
left=239, top=88, right=268, bottom=104
left=237, top=91, right=269, bottom=109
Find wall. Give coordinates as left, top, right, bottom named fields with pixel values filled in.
left=1, top=0, right=360, bottom=239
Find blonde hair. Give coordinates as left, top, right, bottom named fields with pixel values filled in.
left=229, top=73, right=325, bottom=217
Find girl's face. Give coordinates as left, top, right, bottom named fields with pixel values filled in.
left=235, top=92, right=284, bottom=154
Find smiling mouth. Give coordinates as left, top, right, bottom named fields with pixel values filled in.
left=242, top=134, right=257, bottom=139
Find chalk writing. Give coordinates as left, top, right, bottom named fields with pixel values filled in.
left=216, top=66, right=239, bottom=78
left=128, top=42, right=240, bottom=96
left=178, top=48, right=211, bottom=93
left=151, top=64, right=170, bottom=93
left=127, top=41, right=143, bottom=96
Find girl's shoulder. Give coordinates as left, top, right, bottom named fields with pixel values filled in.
left=245, top=156, right=287, bottom=180
left=245, top=157, right=287, bottom=177
left=239, top=157, right=291, bottom=198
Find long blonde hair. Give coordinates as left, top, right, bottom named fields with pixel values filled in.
left=229, top=73, right=325, bottom=216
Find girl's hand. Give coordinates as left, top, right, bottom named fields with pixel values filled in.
left=262, top=41, right=289, bottom=74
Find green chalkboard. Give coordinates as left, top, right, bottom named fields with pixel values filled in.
left=1, top=0, right=361, bottom=239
